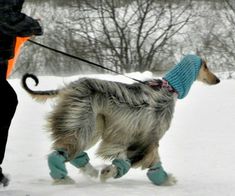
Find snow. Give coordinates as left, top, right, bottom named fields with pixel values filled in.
left=1, top=72, right=235, bottom=196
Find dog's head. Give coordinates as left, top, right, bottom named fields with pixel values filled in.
left=163, top=54, right=220, bottom=99
left=197, top=60, right=220, bottom=85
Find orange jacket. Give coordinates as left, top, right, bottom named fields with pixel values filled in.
left=7, top=37, right=29, bottom=78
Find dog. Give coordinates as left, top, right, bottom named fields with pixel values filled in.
left=22, top=54, right=220, bottom=185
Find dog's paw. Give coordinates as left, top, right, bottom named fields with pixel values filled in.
left=100, top=165, right=117, bottom=182
left=80, top=163, right=99, bottom=178
left=162, top=174, right=177, bottom=186
left=52, top=176, right=76, bottom=185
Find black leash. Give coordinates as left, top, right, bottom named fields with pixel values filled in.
left=28, top=39, right=146, bottom=84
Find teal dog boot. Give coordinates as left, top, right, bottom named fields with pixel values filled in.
left=147, top=162, right=168, bottom=185
left=48, top=149, right=68, bottom=180
left=112, top=159, right=131, bottom=178
left=70, top=152, right=90, bottom=168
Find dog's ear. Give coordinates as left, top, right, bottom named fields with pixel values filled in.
left=201, top=59, right=208, bottom=70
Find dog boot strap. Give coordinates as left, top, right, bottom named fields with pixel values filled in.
left=147, top=162, right=168, bottom=185
left=70, top=152, right=90, bottom=168
left=112, top=159, right=131, bottom=178
left=48, top=149, right=68, bottom=179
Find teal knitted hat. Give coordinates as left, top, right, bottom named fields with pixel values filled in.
left=163, top=54, right=202, bottom=99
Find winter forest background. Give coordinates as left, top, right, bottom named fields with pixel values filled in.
left=11, top=0, right=235, bottom=78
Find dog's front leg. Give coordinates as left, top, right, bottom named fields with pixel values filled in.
left=146, top=147, right=177, bottom=186
left=147, top=162, right=177, bottom=186
left=100, top=153, right=131, bottom=182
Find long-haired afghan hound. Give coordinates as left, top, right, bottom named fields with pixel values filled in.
left=22, top=54, right=220, bottom=185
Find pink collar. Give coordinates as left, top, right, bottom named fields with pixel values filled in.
left=146, top=79, right=178, bottom=96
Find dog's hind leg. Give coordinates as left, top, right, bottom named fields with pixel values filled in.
left=75, top=114, right=106, bottom=178
left=69, top=152, right=98, bottom=178
left=48, top=149, right=75, bottom=184
left=100, top=152, right=131, bottom=182
left=48, top=94, right=101, bottom=182
left=48, top=149, right=99, bottom=184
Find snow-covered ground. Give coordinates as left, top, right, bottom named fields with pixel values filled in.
left=1, top=72, right=235, bottom=196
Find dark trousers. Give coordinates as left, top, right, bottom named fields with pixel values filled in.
left=0, top=60, right=18, bottom=165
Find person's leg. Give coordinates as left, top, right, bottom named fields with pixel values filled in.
left=0, top=60, right=18, bottom=186
left=0, top=81, right=18, bottom=163
left=0, top=65, right=18, bottom=165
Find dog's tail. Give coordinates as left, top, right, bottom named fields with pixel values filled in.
left=22, top=73, right=59, bottom=102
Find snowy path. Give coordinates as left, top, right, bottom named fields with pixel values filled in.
left=1, top=75, right=235, bottom=196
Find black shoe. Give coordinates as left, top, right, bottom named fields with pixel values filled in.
left=0, top=168, right=9, bottom=187
left=0, top=174, right=9, bottom=187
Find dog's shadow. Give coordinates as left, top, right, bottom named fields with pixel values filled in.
left=75, top=178, right=152, bottom=189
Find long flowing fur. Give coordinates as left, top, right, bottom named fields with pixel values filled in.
left=22, top=74, right=176, bottom=168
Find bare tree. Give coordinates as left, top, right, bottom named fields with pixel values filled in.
left=12, top=0, right=194, bottom=77
left=212, top=0, right=235, bottom=71
left=195, top=0, right=235, bottom=72
left=12, top=1, right=93, bottom=77
left=12, top=0, right=235, bottom=78
left=64, top=0, right=193, bottom=73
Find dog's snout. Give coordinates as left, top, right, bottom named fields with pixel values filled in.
left=210, top=75, right=220, bottom=85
